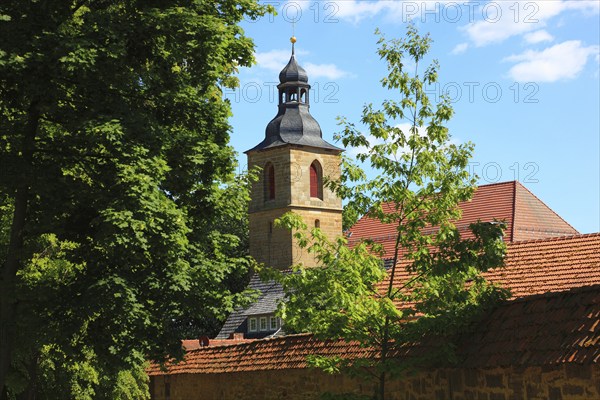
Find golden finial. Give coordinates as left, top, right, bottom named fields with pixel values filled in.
left=290, top=36, right=297, bottom=44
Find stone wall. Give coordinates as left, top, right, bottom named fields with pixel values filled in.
left=150, top=364, right=600, bottom=400
left=247, top=145, right=342, bottom=269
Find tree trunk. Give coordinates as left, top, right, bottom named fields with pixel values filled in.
left=14, top=354, right=38, bottom=400
left=0, top=104, right=39, bottom=396
left=378, top=371, right=385, bottom=400
left=378, top=316, right=390, bottom=400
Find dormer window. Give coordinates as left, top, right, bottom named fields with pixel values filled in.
left=259, top=317, right=268, bottom=331
left=247, top=314, right=281, bottom=335
left=248, top=317, right=257, bottom=332
left=310, top=161, right=323, bottom=199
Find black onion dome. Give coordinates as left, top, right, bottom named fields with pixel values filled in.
left=256, top=104, right=340, bottom=151
left=278, top=53, right=308, bottom=83
left=246, top=42, right=342, bottom=154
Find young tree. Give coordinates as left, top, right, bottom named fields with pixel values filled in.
left=0, top=1, right=269, bottom=397
left=269, top=24, right=509, bottom=400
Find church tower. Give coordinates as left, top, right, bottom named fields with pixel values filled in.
left=246, top=38, right=343, bottom=269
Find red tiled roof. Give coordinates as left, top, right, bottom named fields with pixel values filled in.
left=148, top=334, right=371, bottom=375
left=512, top=182, right=578, bottom=241
left=347, top=181, right=578, bottom=256
left=460, top=285, right=600, bottom=367
left=487, top=233, right=600, bottom=297
left=380, top=233, right=600, bottom=300
left=147, top=284, right=600, bottom=375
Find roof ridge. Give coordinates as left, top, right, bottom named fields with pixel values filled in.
left=497, top=283, right=600, bottom=305
left=514, top=181, right=579, bottom=234
left=507, top=231, right=600, bottom=246
left=185, top=333, right=314, bottom=354
left=510, top=180, right=517, bottom=242
left=474, top=180, right=517, bottom=189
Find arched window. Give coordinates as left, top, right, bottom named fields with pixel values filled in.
left=264, top=162, right=275, bottom=201
left=310, top=161, right=323, bottom=199
left=315, top=219, right=320, bottom=228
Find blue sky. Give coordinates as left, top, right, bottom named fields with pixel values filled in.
left=225, top=0, right=600, bottom=234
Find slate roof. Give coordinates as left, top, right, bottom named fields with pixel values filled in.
left=255, top=104, right=341, bottom=152
left=147, top=284, right=600, bottom=375
left=215, top=274, right=285, bottom=339
left=348, top=181, right=578, bottom=256
left=278, top=50, right=308, bottom=83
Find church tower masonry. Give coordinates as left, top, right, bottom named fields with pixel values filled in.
left=245, top=39, right=343, bottom=269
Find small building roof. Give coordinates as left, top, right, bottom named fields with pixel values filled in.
left=216, top=274, right=286, bottom=339
left=148, top=283, right=600, bottom=375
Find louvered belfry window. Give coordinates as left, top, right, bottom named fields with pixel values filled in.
left=310, top=161, right=322, bottom=199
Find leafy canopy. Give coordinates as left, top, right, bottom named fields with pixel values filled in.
left=0, top=0, right=270, bottom=398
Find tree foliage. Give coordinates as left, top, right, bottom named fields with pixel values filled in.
left=268, top=24, right=509, bottom=400
left=0, top=0, right=269, bottom=397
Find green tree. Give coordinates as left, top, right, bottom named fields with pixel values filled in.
left=269, top=25, right=509, bottom=400
left=0, top=1, right=269, bottom=397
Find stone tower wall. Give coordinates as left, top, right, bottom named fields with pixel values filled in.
left=247, top=145, right=342, bottom=269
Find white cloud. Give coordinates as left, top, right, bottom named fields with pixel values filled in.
left=333, top=1, right=392, bottom=23
left=451, top=43, right=469, bottom=55
left=304, top=62, right=349, bottom=79
left=463, top=1, right=599, bottom=47
left=524, top=30, right=554, bottom=44
left=288, top=0, right=598, bottom=34
left=255, top=49, right=295, bottom=72
left=255, top=49, right=349, bottom=80
left=288, top=0, right=456, bottom=24
left=345, top=124, right=431, bottom=158
left=464, top=1, right=558, bottom=47
left=395, top=123, right=427, bottom=137
left=562, top=0, right=600, bottom=14
left=504, top=40, right=599, bottom=82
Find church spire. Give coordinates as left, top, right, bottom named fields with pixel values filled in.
left=246, top=37, right=340, bottom=153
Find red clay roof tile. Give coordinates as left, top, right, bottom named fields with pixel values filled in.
left=347, top=181, right=579, bottom=256
left=460, top=285, right=600, bottom=367
left=380, top=233, right=600, bottom=300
